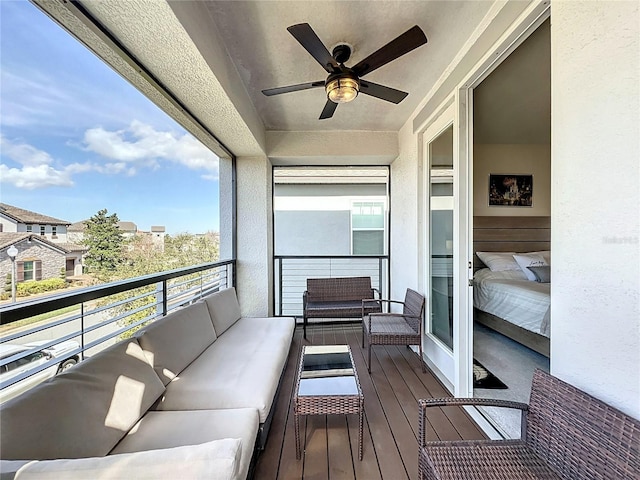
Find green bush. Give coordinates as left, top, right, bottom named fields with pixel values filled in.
left=17, top=278, right=67, bottom=296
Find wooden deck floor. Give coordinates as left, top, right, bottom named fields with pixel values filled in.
left=254, top=323, right=486, bottom=480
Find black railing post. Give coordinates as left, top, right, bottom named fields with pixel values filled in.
left=80, top=302, right=85, bottom=360
left=162, top=280, right=168, bottom=316
left=278, top=258, right=283, bottom=316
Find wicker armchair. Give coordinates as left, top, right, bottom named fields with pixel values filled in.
left=418, top=369, right=640, bottom=480
left=362, top=288, right=425, bottom=373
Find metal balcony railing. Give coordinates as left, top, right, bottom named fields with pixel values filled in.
left=273, top=255, right=389, bottom=317
left=0, top=260, right=235, bottom=394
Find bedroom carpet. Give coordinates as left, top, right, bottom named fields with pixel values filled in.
left=473, top=322, right=549, bottom=439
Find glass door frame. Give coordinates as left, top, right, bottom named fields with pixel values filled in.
left=421, top=101, right=472, bottom=395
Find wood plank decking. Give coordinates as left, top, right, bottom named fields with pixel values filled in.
left=254, top=323, right=486, bottom=479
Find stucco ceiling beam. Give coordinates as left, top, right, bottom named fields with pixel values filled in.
left=266, top=131, right=398, bottom=166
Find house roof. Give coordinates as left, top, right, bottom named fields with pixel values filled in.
left=118, top=221, right=137, bottom=233
left=0, top=203, right=70, bottom=226
left=0, top=233, right=85, bottom=255
left=69, top=220, right=138, bottom=233
left=68, top=221, right=86, bottom=232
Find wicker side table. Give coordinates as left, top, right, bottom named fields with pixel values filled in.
left=294, top=345, right=364, bottom=460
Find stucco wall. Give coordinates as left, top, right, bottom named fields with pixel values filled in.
left=551, top=0, right=640, bottom=418
left=473, top=144, right=550, bottom=216
left=390, top=121, right=421, bottom=301
left=219, top=156, right=234, bottom=261
left=235, top=155, right=273, bottom=317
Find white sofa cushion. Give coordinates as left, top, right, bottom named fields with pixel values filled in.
left=137, top=301, right=217, bottom=385
left=14, top=438, right=242, bottom=480
left=203, top=288, right=241, bottom=335
left=154, top=317, right=295, bottom=422
left=0, top=340, right=165, bottom=460
left=111, top=409, right=259, bottom=480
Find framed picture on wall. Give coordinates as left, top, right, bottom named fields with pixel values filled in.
left=488, top=174, right=533, bottom=207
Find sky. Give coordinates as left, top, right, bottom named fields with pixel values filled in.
left=0, top=1, right=220, bottom=235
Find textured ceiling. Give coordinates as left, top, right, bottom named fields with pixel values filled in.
left=200, top=1, right=494, bottom=132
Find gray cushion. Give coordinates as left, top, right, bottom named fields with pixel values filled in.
left=154, top=317, right=295, bottom=422
left=137, top=301, right=217, bottom=385
left=0, top=340, right=165, bottom=460
left=112, top=409, right=259, bottom=480
left=527, top=265, right=551, bottom=283
left=203, top=288, right=241, bottom=336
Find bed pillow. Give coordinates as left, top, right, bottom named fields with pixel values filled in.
left=530, top=250, right=551, bottom=264
left=475, top=252, right=521, bottom=272
left=513, top=254, right=548, bottom=281
left=527, top=265, right=551, bottom=283
left=14, top=438, right=242, bottom=480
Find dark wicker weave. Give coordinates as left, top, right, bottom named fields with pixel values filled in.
left=418, top=369, right=640, bottom=480
left=362, top=288, right=425, bottom=373
left=303, top=277, right=381, bottom=339
left=294, top=345, right=364, bottom=460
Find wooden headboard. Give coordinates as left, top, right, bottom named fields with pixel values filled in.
left=473, top=216, right=550, bottom=269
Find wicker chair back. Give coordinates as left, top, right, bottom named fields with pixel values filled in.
left=526, top=369, right=640, bottom=479
left=402, top=288, right=425, bottom=333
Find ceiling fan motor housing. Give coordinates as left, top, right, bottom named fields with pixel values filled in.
left=332, top=44, right=352, bottom=64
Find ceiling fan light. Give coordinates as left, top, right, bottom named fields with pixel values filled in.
left=326, top=77, right=359, bottom=103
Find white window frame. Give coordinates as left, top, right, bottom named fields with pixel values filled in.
left=350, top=199, right=387, bottom=255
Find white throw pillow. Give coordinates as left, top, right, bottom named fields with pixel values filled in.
left=14, top=438, right=242, bottom=480
left=530, top=250, right=551, bottom=264
left=475, top=252, right=521, bottom=271
left=513, top=253, right=548, bottom=281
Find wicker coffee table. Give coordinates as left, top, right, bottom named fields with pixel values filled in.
left=294, top=345, right=364, bottom=460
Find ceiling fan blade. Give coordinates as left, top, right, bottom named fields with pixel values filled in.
left=262, top=81, right=325, bottom=96
left=319, top=100, right=338, bottom=119
left=287, top=23, right=339, bottom=73
left=353, top=25, right=427, bottom=77
left=360, top=81, right=408, bottom=104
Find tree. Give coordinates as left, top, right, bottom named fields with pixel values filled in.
left=104, top=230, right=220, bottom=339
left=82, top=209, right=124, bottom=277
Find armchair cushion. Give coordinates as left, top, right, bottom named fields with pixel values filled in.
left=364, top=314, right=419, bottom=335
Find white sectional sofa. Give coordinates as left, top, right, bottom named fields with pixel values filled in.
left=0, top=288, right=295, bottom=480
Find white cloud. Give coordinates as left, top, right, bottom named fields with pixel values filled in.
left=0, top=135, right=55, bottom=167
left=82, top=121, right=219, bottom=179
left=0, top=163, right=73, bottom=189
left=0, top=121, right=219, bottom=191
left=0, top=136, right=75, bottom=189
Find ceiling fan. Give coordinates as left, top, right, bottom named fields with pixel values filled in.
left=262, top=23, right=428, bottom=119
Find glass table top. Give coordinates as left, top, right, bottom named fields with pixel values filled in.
left=298, top=345, right=359, bottom=396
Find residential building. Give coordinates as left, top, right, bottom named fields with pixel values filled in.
left=5, top=0, right=638, bottom=452
left=0, top=203, right=71, bottom=243
left=0, top=204, right=85, bottom=280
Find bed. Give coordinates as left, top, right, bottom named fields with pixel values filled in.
left=473, top=216, right=551, bottom=357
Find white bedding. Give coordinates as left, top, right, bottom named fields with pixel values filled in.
left=473, top=268, right=550, bottom=337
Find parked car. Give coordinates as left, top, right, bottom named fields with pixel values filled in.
left=0, top=340, right=80, bottom=404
